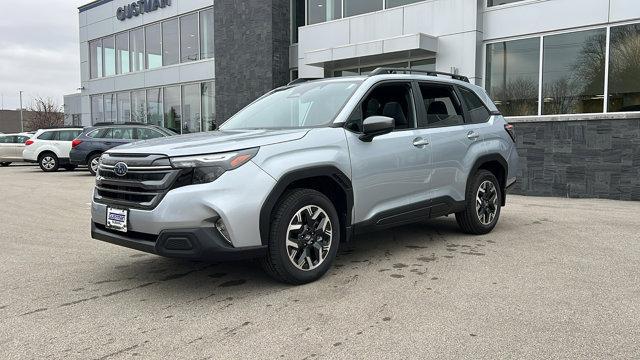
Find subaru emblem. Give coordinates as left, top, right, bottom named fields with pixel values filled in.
left=114, top=162, right=128, bottom=177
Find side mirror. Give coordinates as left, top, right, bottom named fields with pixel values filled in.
left=359, top=116, right=395, bottom=142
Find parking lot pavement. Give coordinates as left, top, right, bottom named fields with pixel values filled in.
left=1, top=165, right=639, bottom=359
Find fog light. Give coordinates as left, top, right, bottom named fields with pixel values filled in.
left=215, top=218, right=232, bottom=245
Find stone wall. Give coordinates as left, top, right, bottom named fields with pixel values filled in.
left=511, top=117, right=640, bottom=201
left=213, top=0, right=290, bottom=123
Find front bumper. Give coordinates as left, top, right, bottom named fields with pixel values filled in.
left=91, top=222, right=266, bottom=261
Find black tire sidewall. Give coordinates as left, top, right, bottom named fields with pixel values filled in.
left=88, top=154, right=101, bottom=176
left=270, top=190, right=340, bottom=283
left=0, top=162, right=10, bottom=167
left=39, top=153, right=59, bottom=172
left=468, top=171, right=502, bottom=231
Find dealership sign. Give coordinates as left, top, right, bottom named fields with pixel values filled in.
left=116, top=0, right=171, bottom=21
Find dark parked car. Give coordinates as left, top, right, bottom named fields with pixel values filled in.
left=70, top=123, right=177, bottom=175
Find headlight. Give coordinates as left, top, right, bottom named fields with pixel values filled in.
left=170, top=148, right=259, bottom=185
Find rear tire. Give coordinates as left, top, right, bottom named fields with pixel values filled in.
left=456, top=169, right=502, bottom=235
left=38, top=153, right=59, bottom=172
left=260, top=189, right=340, bottom=285
left=0, top=162, right=10, bottom=167
left=87, top=153, right=101, bottom=176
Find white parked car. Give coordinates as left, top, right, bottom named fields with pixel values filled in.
left=0, top=133, right=32, bottom=167
left=23, top=128, right=84, bottom=172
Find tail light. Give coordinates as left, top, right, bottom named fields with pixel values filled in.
left=72, top=139, right=82, bottom=148
left=504, top=124, right=516, bottom=142
left=25, top=139, right=34, bottom=146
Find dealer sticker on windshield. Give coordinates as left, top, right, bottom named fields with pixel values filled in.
left=106, top=207, right=128, bottom=233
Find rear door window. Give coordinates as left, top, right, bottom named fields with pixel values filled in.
left=112, top=127, right=134, bottom=140
left=136, top=128, right=165, bottom=140
left=458, top=87, right=491, bottom=124
left=417, top=83, right=464, bottom=128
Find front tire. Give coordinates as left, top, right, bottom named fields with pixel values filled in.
left=87, top=153, right=101, bottom=176
left=261, top=189, right=340, bottom=285
left=0, top=162, right=11, bottom=167
left=456, top=170, right=502, bottom=235
left=39, top=153, right=59, bottom=172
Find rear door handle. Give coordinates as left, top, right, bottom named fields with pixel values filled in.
left=413, top=137, right=430, bottom=148
left=467, top=131, right=480, bottom=141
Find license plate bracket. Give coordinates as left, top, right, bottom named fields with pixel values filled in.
left=106, top=207, right=128, bottom=233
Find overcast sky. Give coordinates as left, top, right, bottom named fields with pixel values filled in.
left=0, top=0, right=86, bottom=110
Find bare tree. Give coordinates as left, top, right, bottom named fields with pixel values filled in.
left=26, top=97, right=64, bottom=131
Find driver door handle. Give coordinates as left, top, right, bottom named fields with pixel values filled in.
left=467, top=131, right=480, bottom=141
left=413, top=137, right=430, bottom=148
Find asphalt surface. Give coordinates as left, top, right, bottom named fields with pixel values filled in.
left=1, top=164, right=639, bottom=359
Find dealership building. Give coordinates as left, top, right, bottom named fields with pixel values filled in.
left=68, top=0, right=640, bottom=199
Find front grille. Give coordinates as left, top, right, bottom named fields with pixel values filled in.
left=94, top=154, right=182, bottom=210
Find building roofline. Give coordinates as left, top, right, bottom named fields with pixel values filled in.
left=78, top=0, right=113, bottom=13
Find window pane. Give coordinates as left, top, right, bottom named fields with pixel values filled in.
left=200, top=8, right=215, bottom=59
left=542, top=29, right=606, bottom=115
left=147, top=88, right=163, bottom=127
left=112, top=127, right=134, bottom=140
left=386, top=0, right=423, bottom=8
left=162, top=19, right=179, bottom=66
left=91, top=95, right=104, bottom=124
left=163, top=86, right=181, bottom=133
left=292, top=0, right=305, bottom=43
left=180, top=13, right=199, bottom=63
left=131, top=90, right=146, bottom=123
left=137, top=128, right=164, bottom=140
left=181, top=84, right=201, bottom=134
left=411, top=59, right=436, bottom=72
left=202, top=82, right=216, bottom=131
left=104, top=93, right=116, bottom=123
left=418, top=84, right=464, bottom=128
left=487, top=0, right=525, bottom=6
left=486, top=38, right=540, bottom=116
left=116, top=32, right=130, bottom=75
left=130, top=28, right=145, bottom=72
left=146, top=23, right=162, bottom=69
left=308, top=0, right=342, bottom=25
left=89, top=39, right=103, bottom=78
left=344, top=0, right=382, bottom=17
left=103, top=36, right=116, bottom=76
left=459, top=87, right=491, bottom=124
left=116, top=92, right=131, bottom=123
left=608, top=24, right=640, bottom=112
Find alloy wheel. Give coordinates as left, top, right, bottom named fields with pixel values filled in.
left=286, top=205, right=333, bottom=271
left=42, top=156, right=56, bottom=170
left=90, top=157, right=100, bottom=174
left=476, top=180, right=498, bottom=225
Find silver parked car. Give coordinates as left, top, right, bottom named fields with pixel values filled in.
left=0, top=133, right=32, bottom=166
left=91, top=69, right=520, bottom=284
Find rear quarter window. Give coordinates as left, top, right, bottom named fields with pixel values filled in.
left=37, top=131, right=56, bottom=140
left=459, top=86, right=491, bottom=124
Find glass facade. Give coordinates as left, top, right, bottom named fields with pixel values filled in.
left=91, top=82, right=215, bottom=134
left=308, top=0, right=342, bottom=25
left=386, top=0, right=423, bottom=8
left=146, top=23, right=162, bottom=69
left=485, top=24, right=640, bottom=116
left=162, top=19, right=179, bottom=66
left=88, top=7, right=214, bottom=79
left=486, top=38, right=540, bottom=116
left=344, top=0, right=383, bottom=17
left=542, top=29, right=606, bottom=115
left=608, top=23, right=640, bottom=112
left=200, top=9, right=215, bottom=59
left=487, top=0, right=525, bottom=6
left=181, top=13, right=199, bottom=63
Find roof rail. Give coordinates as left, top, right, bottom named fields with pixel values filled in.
left=41, top=125, right=85, bottom=130
left=92, top=122, right=115, bottom=127
left=287, top=78, right=321, bottom=86
left=368, top=68, right=470, bottom=83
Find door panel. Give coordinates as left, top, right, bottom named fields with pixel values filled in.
left=0, top=136, right=13, bottom=160
left=347, top=130, right=432, bottom=223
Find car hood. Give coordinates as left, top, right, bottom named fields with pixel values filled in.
left=107, top=129, right=309, bottom=157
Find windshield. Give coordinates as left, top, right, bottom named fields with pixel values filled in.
left=220, top=80, right=362, bottom=130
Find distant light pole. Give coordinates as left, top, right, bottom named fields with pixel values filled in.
left=19, top=91, right=24, bottom=132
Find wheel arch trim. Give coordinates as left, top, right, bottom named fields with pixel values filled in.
left=467, top=154, right=509, bottom=206
left=259, top=166, right=354, bottom=246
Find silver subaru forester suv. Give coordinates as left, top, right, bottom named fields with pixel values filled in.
left=91, top=69, right=519, bottom=284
